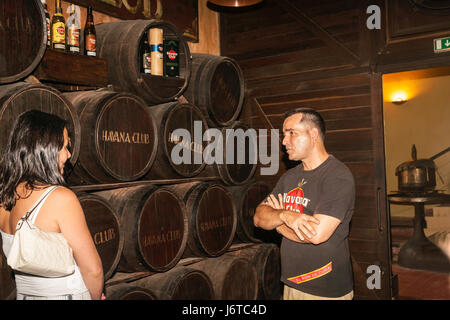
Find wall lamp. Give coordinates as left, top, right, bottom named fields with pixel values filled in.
left=391, top=91, right=408, bottom=105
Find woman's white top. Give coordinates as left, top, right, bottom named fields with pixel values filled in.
left=0, top=186, right=88, bottom=296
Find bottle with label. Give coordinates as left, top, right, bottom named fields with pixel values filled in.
left=51, top=0, right=66, bottom=51
left=163, top=39, right=179, bottom=77
left=66, top=4, right=81, bottom=54
left=41, top=0, right=51, bottom=47
left=84, top=6, right=96, bottom=57
left=141, top=32, right=151, bottom=74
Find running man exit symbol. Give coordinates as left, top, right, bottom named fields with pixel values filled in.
left=434, top=37, right=450, bottom=53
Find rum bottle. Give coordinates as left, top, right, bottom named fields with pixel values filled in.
left=51, top=0, right=66, bottom=51
left=141, top=33, right=151, bottom=74
left=84, top=6, right=96, bottom=56
left=164, top=39, right=179, bottom=77
left=66, top=4, right=81, bottom=54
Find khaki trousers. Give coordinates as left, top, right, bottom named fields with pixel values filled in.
left=283, top=285, right=354, bottom=300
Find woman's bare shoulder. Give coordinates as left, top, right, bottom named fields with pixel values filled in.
left=49, top=186, right=80, bottom=206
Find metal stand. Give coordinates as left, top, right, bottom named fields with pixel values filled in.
left=388, top=193, right=450, bottom=273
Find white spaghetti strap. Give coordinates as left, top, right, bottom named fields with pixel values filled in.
left=26, top=186, right=59, bottom=224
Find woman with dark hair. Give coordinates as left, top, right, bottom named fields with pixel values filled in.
left=0, top=110, right=103, bottom=300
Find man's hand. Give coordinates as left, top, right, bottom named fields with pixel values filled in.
left=265, top=193, right=285, bottom=209
left=264, top=193, right=320, bottom=241
left=280, top=210, right=320, bottom=241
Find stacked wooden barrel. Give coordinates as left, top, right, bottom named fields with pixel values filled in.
left=0, top=1, right=281, bottom=300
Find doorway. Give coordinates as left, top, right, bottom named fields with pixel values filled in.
left=382, top=66, right=450, bottom=299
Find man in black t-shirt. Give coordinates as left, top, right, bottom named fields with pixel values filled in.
left=254, top=108, right=355, bottom=300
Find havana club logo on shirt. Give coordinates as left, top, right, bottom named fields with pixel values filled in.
left=284, top=179, right=311, bottom=213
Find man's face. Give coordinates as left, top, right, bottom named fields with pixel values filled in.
left=282, top=113, right=314, bottom=161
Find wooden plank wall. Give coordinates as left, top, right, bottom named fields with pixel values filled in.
left=219, top=0, right=450, bottom=299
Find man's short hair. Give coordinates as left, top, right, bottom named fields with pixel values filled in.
left=283, top=107, right=326, bottom=141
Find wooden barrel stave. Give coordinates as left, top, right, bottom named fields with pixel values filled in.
left=96, top=19, right=191, bottom=105
left=95, top=185, right=188, bottom=273
left=228, top=181, right=278, bottom=243
left=183, top=53, right=245, bottom=127
left=226, top=243, right=282, bottom=300
left=0, top=82, right=80, bottom=165
left=0, top=0, right=47, bottom=84
left=105, top=283, right=158, bottom=300
left=63, top=89, right=158, bottom=184
left=131, top=266, right=215, bottom=300
left=144, top=101, right=209, bottom=180
left=167, top=182, right=237, bottom=258
left=199, top=121, right=258, bottom=185
left=77, top=192, right=123, bottom=280
left=189, top=254, right=258, bottom=300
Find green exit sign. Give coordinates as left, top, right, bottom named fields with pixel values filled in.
left=434, top=37, right=450, bottom=53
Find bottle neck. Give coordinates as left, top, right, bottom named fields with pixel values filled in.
left=86, top=8, right=94, bottom=23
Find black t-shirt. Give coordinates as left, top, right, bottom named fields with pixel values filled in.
left=271, top=155, right=355, bottom=297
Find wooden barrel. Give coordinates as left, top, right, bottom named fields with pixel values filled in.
left=144, top=101, right=208, bottom=180
left=0, top=0, right=47, bottom=84
left=95, top=20, right=191, bottom=105
left=228, top=181, right=271, bottom=243
left=226, top=244, right=281, bottom=300
left=105, top=283, right=158, bottom=300
left=77, top=192, right=123, bottom=280
left=201, top=121, right=258, bottom=185
left=131, top=266, right=215, bottom=300
left=167, top=182, right=237, bottom=258
left=95, top=185, right=188, bottom=273
left=0, top=82, right=80, bottom=165
left=183, top=53, right=245, bottom=127
left=189, top=255, right=258, bottom=300
left=63, top=89, right=158, bottom=184
left=0, top=236, right=16, bottom=300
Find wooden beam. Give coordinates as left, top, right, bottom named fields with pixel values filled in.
left=277, top=0, right=361, bottom=66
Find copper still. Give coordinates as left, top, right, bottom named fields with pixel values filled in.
left=395, top=145, right=449, bottom=193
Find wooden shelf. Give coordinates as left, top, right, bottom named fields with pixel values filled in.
left=70, top=176, right=220, bottom=193
left=33, top=48, right=108, bottom=89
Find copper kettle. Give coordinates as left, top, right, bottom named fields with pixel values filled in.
left=395, top=145, right=449, bottom=193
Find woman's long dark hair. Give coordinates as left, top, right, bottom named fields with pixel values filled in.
left=0, top=110, right=68, bottom=210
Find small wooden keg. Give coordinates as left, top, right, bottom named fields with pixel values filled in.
left=95, top=19, right=191, bottom=105
left=131, top=266, right=215, bottom=300
left=226, top=243, right=281, bottom=300
left=0, top=0, right=47, bottom=84
left=0, top=82, right=80, bottom=165
left=200, top=121, right=258, bottom=185
left=183, top=54, right=245, bottom=127
left=144, top=101, right=209, bottom=180
left=167, top=182, right=237, bottom=258
left=63, top=89, right=158, bottom=184
left=95, top=185, right=188, bottom=273
left=77, top=192, right=123, bottom=280
left=105, top=283, right=158, bottom=300
left=189, top=254, right=258, bottom=300
left=227, top=181, right=271, bottom=243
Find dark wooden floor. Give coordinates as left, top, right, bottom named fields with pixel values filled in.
left=392, top=262, right=450, bottom=300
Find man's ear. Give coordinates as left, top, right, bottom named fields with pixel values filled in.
left=310, top=127, right=320, bottom=142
